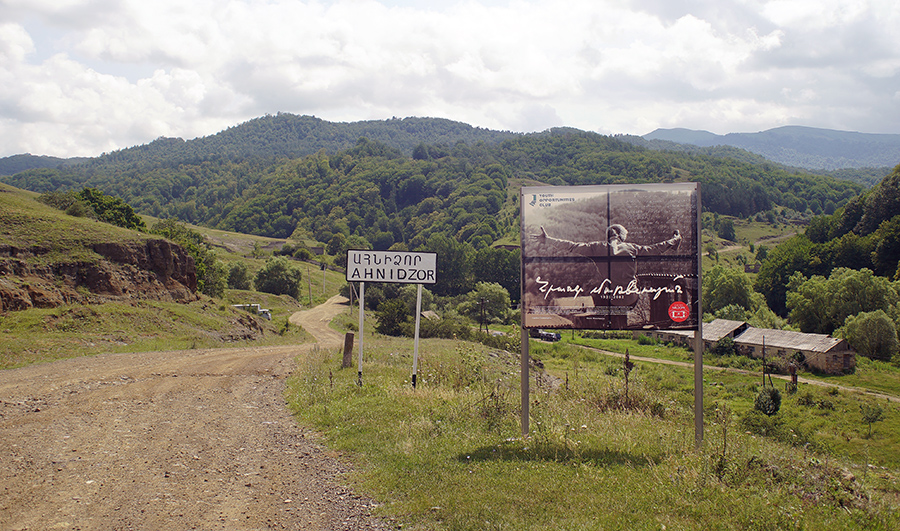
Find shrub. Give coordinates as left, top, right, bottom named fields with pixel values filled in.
left=375, top=299, right=409, bottom=336
left=754, top=386, right=782, bottom=416
left=254, top=256, right=303, bottom=298
left=227, top=262, right=253, bottom=290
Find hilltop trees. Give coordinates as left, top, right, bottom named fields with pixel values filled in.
left=39, top=188, right=146, bottom=232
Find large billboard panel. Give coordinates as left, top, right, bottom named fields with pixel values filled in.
left=521, top=183, right=700, bottom=330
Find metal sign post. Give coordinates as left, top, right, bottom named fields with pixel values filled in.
left=412, top=283, right=423, bottom=388
left=357, top=281, right=364, bottom=387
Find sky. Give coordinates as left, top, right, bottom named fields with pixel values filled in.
left=0, top=0, right=898, bottom=158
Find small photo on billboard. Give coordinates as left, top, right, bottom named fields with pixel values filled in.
left=521, top=183, right=700, bottom=331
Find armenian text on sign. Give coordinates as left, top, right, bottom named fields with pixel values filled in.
left=346, top=250, right=437, bottom=284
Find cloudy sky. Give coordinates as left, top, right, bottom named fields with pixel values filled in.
left=1, top=0, right=898, bottom=158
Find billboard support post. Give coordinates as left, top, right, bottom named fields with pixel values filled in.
left=694, top=328, right=703, bottom=449
left=520, top=326, right=529, bottom=437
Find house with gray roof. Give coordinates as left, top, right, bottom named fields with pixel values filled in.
left=634, top=319, right=855, bottom=374
left=733, top=327, right=855, bottom=374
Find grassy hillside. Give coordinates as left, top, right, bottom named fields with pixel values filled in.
left=0, top=186, right=326, bottom=369
left=287, top=333, right=900, bottom=530
left=0, top=183, right=148, bottom=261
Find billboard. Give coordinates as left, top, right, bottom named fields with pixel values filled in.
left=521, top=183, right=700, bottom=331
left=346, top=250, right=437, bottom=284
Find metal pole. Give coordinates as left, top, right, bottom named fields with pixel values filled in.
left=412, top=283, right=423, bottom=388
left=521, top=326, right=530, bottom=437
left=358, top=282, right=364, bottom=387
left=694, top=183, right=704, bottom=450
left=694, top=327, right=703, bottom=449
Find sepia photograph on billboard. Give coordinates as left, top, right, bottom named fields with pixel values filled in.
left=521, top=183, right=700, bottom=331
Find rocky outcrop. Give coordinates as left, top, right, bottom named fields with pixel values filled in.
left=0, top=239, right=198, bottom=311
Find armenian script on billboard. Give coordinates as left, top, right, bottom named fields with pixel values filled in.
left=521, top=183, right=700, bottom=331
left=346, top=250, right=437, bottom=284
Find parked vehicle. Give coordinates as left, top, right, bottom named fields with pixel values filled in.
left=530, top=329, right=561, bottom=342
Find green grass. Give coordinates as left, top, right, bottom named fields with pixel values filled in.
left=286, top=334, right=900, bottom=530
left=0, top=296, right=313, bottom=369
left=0, top=183, right=151, bottom=266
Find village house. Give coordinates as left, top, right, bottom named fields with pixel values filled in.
left=635, top=319, right=856, bottom=375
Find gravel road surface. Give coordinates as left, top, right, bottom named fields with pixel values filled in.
left=0, top=296, right=387, bottom=530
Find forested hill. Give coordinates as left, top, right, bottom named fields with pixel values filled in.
left=0, top=154, right=89, bottom=177
left=0, top=118, right=867, bottom=254
left=70, top=114, right=519, bottom=170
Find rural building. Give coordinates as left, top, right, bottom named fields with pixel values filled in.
left=635, top=319, right=855, bottom=375
left=634, top=318, right=748, bottom=350
left=733, top=327, right=855, bottom=375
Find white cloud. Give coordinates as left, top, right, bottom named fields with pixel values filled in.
left=0, top=0, right=898, bottom=157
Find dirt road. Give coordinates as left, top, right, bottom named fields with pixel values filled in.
left=0, top=296, right=387, bottom=530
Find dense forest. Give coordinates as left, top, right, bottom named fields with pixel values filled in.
left=1, top=116, right=863, bottom=247
left=6, top=114, right=900, bottom=361
left=755, top=164, right=900, bottom=316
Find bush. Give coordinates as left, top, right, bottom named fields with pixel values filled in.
left=227, top=262, right=253, bottom=290
left=375, top=299, right=409, bottom=336
left=754, top=386, right=782, bottom=416
left=254, top=256, right=303, bottom=298
left=713, top=337, right=736, bottom=356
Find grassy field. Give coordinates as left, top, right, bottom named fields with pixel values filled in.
left=0, top=294, right=314, bottom=370
left=286, top=332, right=900, bottom=530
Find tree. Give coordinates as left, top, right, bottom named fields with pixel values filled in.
left=472, top=247, right=520, bottom=303
left=785, top=272, right=831, bottom=334
left=872, top=215, right=900, bottom=278
left=227, top=262, right=253, bottom=290
left=459, top=282, right=512, bottom=325
left=254, top=256, right=302, bottom=298
left=860, top=403, right=885, bottom=438
left=713, top=337, right=736, bottom=357
left=788, top=267, right=900, bottom=335
left=76, top=188, right=146, bottom=231
left=704, top=265, right=753, bottom=314
left=838, top=310, right=899, bottom=362
left=375, top=299, right=409, bottom=336
left=755, top=235, right=817, bottom=316
left=419, top=233, right=474, bottom=297
left=717, top=218, right=736, bottom=241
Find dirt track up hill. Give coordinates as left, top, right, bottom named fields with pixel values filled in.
left=0, top=295, right=387, bottom=530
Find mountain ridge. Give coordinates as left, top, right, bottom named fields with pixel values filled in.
left=643, top=125, right=900, bottom=171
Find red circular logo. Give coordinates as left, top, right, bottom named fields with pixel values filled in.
left=668, top=302, right=690, bottom=323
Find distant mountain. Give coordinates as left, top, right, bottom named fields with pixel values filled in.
left=643, top=126, right=900, bottom=171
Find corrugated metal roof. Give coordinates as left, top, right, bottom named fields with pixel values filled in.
left=702, top=319, right=747, bottom=342
left=654, top=319, right=745, bottom=341
left=734, top=327, right=844, bottom=353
